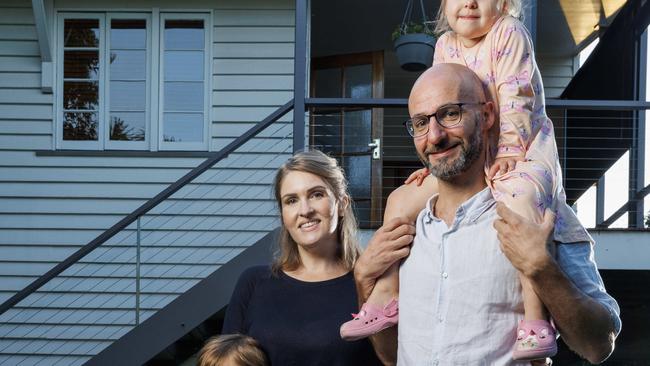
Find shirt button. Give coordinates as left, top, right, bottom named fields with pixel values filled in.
left=442, top=272, right=448, bottom=279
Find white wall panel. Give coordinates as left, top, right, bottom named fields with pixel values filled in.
left=0, top=0, right=293, bottom=363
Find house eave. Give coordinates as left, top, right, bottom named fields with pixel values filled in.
left=31, top=0, right=53, bottom=93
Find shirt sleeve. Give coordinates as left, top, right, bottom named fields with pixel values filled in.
left=493, top=18, right=537, bottom=159
left=221, top=266, right=261, bottom=334
left=556, top=243, right=622, bottom=336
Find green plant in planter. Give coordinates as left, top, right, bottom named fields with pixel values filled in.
left=392, top=21, right=436, bottom=71
left=391, top=21, right=435, bottom=41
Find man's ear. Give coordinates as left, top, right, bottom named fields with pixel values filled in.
left=483, top=101, right=496, bottom=130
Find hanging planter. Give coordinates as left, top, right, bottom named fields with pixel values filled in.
left=392, top=0, right=436, bottom=71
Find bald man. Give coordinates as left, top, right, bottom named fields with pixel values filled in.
left=353, top=64, right=620, bottom=365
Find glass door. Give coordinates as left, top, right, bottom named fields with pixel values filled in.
left=310, top=52, right=384, bottom=227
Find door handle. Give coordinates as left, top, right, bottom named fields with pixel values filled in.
left=368, top=138, right=381, bottom=160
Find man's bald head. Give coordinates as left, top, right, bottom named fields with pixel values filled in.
left=409, top=64, right=486, bottom=111
left=407, top=63, right=494, bottom=182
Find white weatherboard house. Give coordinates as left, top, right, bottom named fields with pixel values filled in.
left=0, top=0, right=649, bottom=364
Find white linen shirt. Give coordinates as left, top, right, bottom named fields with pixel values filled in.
left=398, top=188, right=621, bottom=366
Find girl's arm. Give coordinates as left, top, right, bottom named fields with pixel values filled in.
left=492, top=18, right=538, bottom=160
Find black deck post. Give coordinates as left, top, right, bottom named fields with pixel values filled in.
left=293, top=0, right=307, bottom=152
left=630, top=25, right=647, bottom=227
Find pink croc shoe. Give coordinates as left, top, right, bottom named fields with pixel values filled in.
left=340, top=298, right=399, bottom=341
left=512, top=319, right=558, bottom=361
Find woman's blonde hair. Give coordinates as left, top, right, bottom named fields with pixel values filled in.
left=434, top=0, right=524, bottom=35
left=271, top=150, right=360, bottom=274
left=198, top=334, right=268, bottom=366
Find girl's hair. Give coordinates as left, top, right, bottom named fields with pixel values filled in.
left=271, top=149, right=360, bottom=274
left=198, top=334, right=268, bottom=366
left=434, top=0, right=524, bottom=35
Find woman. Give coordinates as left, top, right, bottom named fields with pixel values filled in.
left=222, top=150, right=382, bottom=366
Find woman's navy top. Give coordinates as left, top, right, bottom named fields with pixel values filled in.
left=222, top=265, right=382, bottom=366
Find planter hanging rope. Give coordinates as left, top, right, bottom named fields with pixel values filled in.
left=400, top=0, right=428, bottom=31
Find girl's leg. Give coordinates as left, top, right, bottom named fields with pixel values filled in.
left=339, top=262, right=400, bottom=341
left=520, top=274, right=548, bottom=321
left=515, top=274, right=556, bottom=360
left=364, top=260, right=399, bottom=309
left=491, top=162, right=557, bottom=360
left=340, top=176, right=437, bottom=341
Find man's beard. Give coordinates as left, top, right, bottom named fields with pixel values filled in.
left=418, top=123, right=483, bottom=181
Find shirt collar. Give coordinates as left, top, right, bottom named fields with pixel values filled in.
left=424, top=187, right=495, bottom=224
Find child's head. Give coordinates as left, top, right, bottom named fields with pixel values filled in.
left=434, top=0, right=523, bottom=38
left=198, top=334, right=268, bottom=366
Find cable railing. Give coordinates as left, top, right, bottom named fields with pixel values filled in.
left=0, top=101, right=294, bottom=366
left=306, top=98, right=650, bottom=229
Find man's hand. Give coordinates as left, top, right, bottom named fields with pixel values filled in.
left=493, top=202, right=555, bottom=278
left=355, top=217, right=414, bottom=301
left=488, top=156, right=526, bottom=179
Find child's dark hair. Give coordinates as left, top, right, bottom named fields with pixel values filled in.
left=198, top=334, right=268, bottom=366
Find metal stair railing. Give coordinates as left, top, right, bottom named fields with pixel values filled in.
left=85, top=229, right=279, bottom=366
left=0, top=100, right=293, bottom=317
left=0, top=100, right=294, bottom=365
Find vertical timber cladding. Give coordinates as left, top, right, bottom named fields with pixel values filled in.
left=0, top=0, right=294, bottom=364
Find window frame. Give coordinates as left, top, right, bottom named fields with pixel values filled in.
left=104, top=13, right=152, bottom=151
left=158, top=12, right=212, bottom=152
left=56, top=13, right=105, bottom=150
left=55, top=11, right=211, bottom=152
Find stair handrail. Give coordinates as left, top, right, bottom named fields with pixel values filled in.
left=0, top=100, right=294, bottom=317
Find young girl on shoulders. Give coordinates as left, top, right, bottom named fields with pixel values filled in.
left=340, top=0, right=592, bottom=361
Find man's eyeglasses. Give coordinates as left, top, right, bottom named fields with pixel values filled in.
left=404, top=102, right=486, bottom=138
